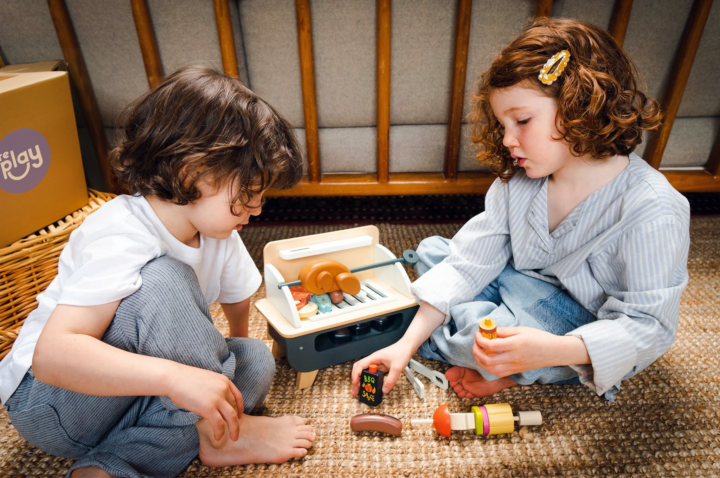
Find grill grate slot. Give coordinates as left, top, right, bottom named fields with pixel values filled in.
left=306, top=280, right=397, bottom=322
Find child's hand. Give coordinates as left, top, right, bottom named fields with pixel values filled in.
left=351, top=341, right=414, bottom=396
left=473, top=327, right=590, bottom=377
left=166, top=363, right=244, bottom=442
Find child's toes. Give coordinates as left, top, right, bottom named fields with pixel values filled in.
left=445, top=366, right=464, bottom=382
left=297, top=429, right=315, bottom=441
left=292, top=416, right=306, bottom=426
left=295, top=438, right=313, bottom=449
left=292, top=448, right=308, bottom=459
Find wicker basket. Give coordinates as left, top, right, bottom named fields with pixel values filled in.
left=0, top=189, right=116, bottom=360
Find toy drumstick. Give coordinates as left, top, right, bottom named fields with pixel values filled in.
left=478, top=317, right=497, bottom=354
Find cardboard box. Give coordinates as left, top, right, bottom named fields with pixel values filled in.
left=0, top=61, right=88, bottom=247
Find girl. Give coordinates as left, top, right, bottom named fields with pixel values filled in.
left=0, top=67, right=315, bottom=478
left=352, top=18, right=690, bottom=403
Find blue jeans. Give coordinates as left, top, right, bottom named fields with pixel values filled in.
left=416, top=236, right=595, bottom=386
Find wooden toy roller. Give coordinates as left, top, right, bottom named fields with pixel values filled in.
left=278, top=249, right=419, bottom=295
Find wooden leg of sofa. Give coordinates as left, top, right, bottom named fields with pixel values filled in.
left=296, top=370, right=319, bottom=390
left=271, top=340, right=286, bottom=359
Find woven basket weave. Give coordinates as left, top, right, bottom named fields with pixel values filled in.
left=0, top=189, right=116, bottom=360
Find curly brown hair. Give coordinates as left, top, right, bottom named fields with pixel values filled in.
left=470, top=18, right=663, bottom=181
left=110, top=67, right=303, bottom=214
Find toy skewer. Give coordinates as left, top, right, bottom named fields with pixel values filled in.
left=278, top=249, right=419, bottom=289
left=410, top=403, right=542, bottom=437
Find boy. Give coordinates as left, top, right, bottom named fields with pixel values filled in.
left=0, top=67, right=315, bottom=478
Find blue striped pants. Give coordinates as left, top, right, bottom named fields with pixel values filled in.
left=415, top=236, right=595, bottom=386
left=5, top=256, right=275, bottom=478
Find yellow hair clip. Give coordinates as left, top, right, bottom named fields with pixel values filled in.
left=538, top=50, right=571, bottom=85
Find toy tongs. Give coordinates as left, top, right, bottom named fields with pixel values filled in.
left=403, top=359, right=449, bottom=399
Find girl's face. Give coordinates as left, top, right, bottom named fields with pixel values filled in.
left=186, top=179, right=262, bottom=240
left=489, top=83, right=572, bottom=179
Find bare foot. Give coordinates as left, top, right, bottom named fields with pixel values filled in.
left=445, top=366, right=516, bottom=399
left=197, top=414, right=315, bottom=467
left=71, top=466, right=114, bottom=478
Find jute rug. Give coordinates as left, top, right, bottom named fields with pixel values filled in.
left=1, top=220, right=719, bottom=477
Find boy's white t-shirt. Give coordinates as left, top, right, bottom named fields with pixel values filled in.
left=0, top=195, right=262, bottom=404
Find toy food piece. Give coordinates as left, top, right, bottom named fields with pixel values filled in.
left=310, top=293, right=333, bottom=313
left=478, top=317, right=498, bottom=354
left=329, top=290, right=344, bottom=304
left=298, top=259, right=361, bottom=295
left=411, top=403, right=541, bottom=437
left=298, top=301, right=318, bottom=319
left=290, top=286, right=313, bottom=310
left=350, top=413, right=402, bottom=436
left=359, top=364, right=385, bottom=407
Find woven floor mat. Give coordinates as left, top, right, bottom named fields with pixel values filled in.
left=1, top=220, right=719, bottom=477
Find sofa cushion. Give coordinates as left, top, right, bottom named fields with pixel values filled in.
left=239, top=0, right=305, bottom=127
left=390, top=0, right=455, bottom=125
left=635, top=117, right=720, bottom=168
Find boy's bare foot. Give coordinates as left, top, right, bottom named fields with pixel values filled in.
left=197, top=414, right=315, bottom=467
left=445, top=366, right=516, bottom=399
left=71, top=466, right=114, bottom=478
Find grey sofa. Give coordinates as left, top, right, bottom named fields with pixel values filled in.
left=0, top=0, right=717, bottom=194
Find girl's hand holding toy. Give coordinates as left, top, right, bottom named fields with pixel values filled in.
left=351, top=340, right=415, bottom=396
left=351, top=301, right=448, bottom=396
left=473, top=326, right=591, bottom=377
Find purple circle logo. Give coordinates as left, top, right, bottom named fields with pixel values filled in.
left=0, top=129, right=51, bottom=194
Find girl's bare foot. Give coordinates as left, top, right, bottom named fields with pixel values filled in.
left=71, top=466, right=114, bottom=478
left=197, top=414, right=315, bottom=467
left=445, top=366, right=516, bottom=398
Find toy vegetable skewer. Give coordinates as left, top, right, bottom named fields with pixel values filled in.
left=277, top=249, right=419, bottom=293
left=411, top=403, right=542, bottom=437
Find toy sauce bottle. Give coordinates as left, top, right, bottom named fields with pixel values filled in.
left=359, top=364, right=385, bottom=407
left=478, top=317, right=497, bottom=354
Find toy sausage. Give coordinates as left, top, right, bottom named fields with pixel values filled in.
left=350, top=413, right=402, bottom=436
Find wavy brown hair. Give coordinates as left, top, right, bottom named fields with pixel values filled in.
left=470, top=18, right=663, bottom=181
left=110, top=67, right=303, bottom=214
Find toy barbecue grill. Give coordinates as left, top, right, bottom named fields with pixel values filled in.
left=255, top=226, right=419, bottom=389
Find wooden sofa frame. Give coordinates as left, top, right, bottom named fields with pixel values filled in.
left=10, top=0, right=718, bottom=196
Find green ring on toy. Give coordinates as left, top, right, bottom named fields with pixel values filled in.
left=471, top=406, right=484, bottom=435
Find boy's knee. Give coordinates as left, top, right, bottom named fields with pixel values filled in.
left=125, top=256, right=206, bottom=312
left=139, top=256, right=198, bottom=292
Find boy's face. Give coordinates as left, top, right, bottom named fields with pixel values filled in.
left=186, top=179, right=262, bottom=239
left=489, top=83, right=573, bottom=179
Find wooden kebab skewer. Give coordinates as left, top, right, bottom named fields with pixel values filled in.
left=277, top=249, right=419, bottom=291
left=411, top=403, right=542, bottom=437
